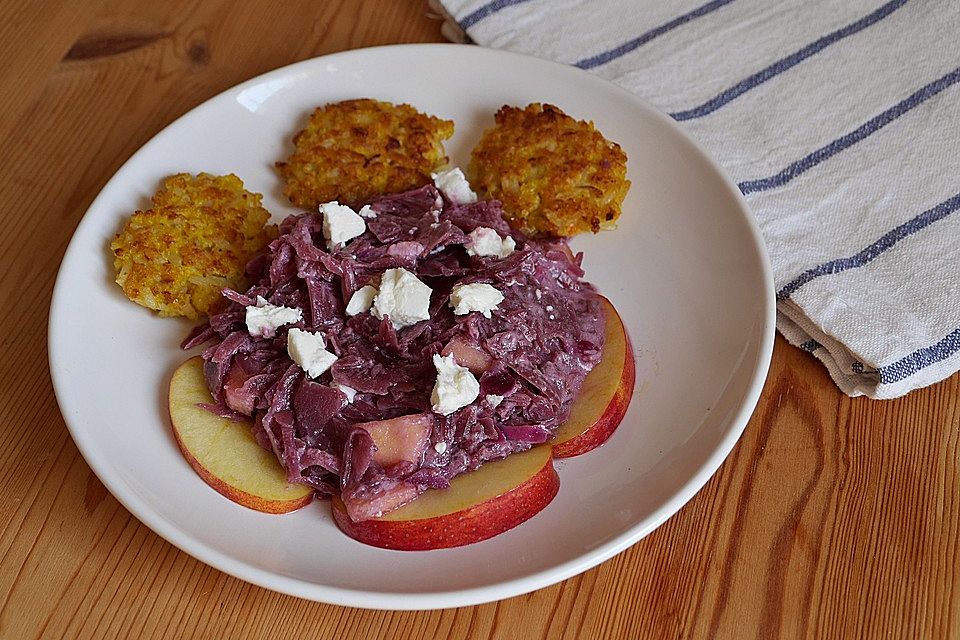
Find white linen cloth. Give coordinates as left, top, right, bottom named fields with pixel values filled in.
left=432, top=0, right=960, bottom=398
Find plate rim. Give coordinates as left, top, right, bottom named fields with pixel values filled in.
left=48, top=42, right=776, bottom=610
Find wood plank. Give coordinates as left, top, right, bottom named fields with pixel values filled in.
left=0, top=0, right=103, bottom=145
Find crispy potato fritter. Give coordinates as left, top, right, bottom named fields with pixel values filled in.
left=469, top=103, right=630, bottom=237
left=110, top=173, right=276, bottom=320
left=276, top=99, right=454, bottom=210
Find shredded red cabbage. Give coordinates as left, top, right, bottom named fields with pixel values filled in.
left=183, top=185, right=605, bottom=520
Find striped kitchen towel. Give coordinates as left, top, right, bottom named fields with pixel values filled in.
left=431, top=0, right=960, bottom=399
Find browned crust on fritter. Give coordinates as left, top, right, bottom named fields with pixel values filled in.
left=110, top=173, right=277, bottom=319
left=276, top=98, right=455, bottom=210
left=468, top=103, right=630, bottom=237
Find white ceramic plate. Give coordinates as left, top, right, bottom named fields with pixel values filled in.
left=49, top=44, right=774, bottom=609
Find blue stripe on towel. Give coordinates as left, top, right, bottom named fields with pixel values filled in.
left=574, top=0, right=736, bottom=70
left=460, top=0, right=534, bottom=29
left=776, top=191, right=960, bottom=301
left=671, top=0, right=909, bottom=121
left=878, top=327, right=960, bottom=384
left=738, top=66, right=960, bottom=195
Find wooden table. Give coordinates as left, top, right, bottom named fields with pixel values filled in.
left=2, top=1, right=957, bottom=637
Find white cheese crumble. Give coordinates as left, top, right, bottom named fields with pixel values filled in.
left=245, top=296, right=302, bottom=338
left=286, top=328, right=338, bottom=379
left=449, top=283, right=504, bottom=318
left=466, top=226, right=516, bottom=259
left=431, top=167, right=477, bottom=205
left=486, top=394, right=504, bottom=409
left=372, top=268, right=432, bottom=329
left=431, top=354, right=480, bottom=416
left=320, top=201, right=366, bottom=250
left=434, top=441, right=447, bottom=454
left=346, top=285, right=378, bottom=316
left=337, top=384, right=357, bottom=403
left=358, top=204, right=377, bottom=219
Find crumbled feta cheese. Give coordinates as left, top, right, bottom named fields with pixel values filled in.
left=245, top=295, right=302, bottom=337
left=431, top=167, right=477, bottom=205
left=545, top=305, right=554, bottom=312
left=358, top=204, right=377, bottom=219
left=320, top=201, right=365, bottom=250
left=337, top=384, right=357, bottom=403
left=466, top=226, right=516, bottom=258
left=346, top=285, right=378, bottom=316
left=434, top=441, right=447, bottom=454
left=486, top=394, right=504, bottom=408
left=431, top=354, right=480, bottom=415
left=286, top=328, right=338, bottom=379
left=549, top=314, right=556, bottom=320
left=372, top=268, right=432, bottom=329
left=449, top=283, right=504, bottom=318
left=535, top=289, right=542, bottom=300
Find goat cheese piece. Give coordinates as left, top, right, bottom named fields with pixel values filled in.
left=286, top=328, right=337, bottom=379
left=486, top=394, right=504, bottom=409
left=449, top=283, right=504, bottom=318
left=466, top=226, right=516, bottom=258
left=431, top=354, right=480, bottom=416
left=346, top=284, right=378, bottom=316
left=336, top=384, right=358, bottom=403
left=431, top=167, right=477, bottom=205
left=358, top=204, right=377, bottom=219
left=320, top=201, right=365, bottom=250
left=245, top=295, right=302, bottom=338
left=434, top=441, right=447, bottom=454
left=372, top=268, right=432, bottom=329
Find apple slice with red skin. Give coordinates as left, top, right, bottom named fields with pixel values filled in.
left=552, top=295, right=635, bottom=458
left=168, top=357, right=313, bottom=514
left=168, top=291, right=630, bottom=542
left=332, top=445, right=558, bottom=550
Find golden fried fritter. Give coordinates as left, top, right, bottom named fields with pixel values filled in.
left=111, top=173, right=276, bottom=319
left=469, top=103, right=630, bottom=237
left=276, top=99, right=454, bottom=210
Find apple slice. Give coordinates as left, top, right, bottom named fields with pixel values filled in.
left=552, top=296, right=635, bottom=458
left=223, top=365, right=255, bottom=416
left=340, top=481, right=421, bottom=523
left=356, top=414, right=434, bottom=467
left=332, top=445, right=558, bottom=550
left=168, top=357, right=313, bottom=514
left=441, top=337, right=492, bottom=374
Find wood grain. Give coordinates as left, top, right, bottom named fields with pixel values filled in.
left=0, top=1, right=957, bottom=638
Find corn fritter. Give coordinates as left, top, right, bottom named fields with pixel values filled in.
left=110, top=173, right=276, bottom=319
left=468, top=103, right=630, bottom=237
left=276, top=99, right=454, bottom=210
